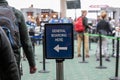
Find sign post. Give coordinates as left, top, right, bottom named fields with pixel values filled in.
left=45, top=23, right=73, bottom=80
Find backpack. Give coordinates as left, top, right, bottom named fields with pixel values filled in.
left=74, top=17, right=85, bottom=32
left=0, top=5, right=21, bottom=49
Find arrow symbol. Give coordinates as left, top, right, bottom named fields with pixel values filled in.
left=54, top=44, right=68, bottom=52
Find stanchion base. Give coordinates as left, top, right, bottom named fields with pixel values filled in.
left=39, top=61, right=50, bottom=63
left=53, top=79, right=65, bottom=80
left=96, top=66, right=107, bottom=69
left=38, top=70, right=50, bottom=73
left=79, top=61, right=88, bottom=63
left=109, top=77, right=120, bottom=80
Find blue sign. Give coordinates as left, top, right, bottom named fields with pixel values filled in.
left=45, top=23, right=73, bottom=59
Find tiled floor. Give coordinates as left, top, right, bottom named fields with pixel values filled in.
left=21, top=41, right=120, bottom=80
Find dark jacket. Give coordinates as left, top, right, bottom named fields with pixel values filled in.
left=0, top=0, right=36, bottom=70
left=82, top=17, right=89, bottom=32
left=0, top=27, right=20, bottom=80
left=97, top=19, right=112, bottom=35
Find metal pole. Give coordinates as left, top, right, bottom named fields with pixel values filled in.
left=115, top=37, right=119, bottom=77
left=110, top=37, right=120, bottom=80
left=74, top=0, right=77, bottom=21
left=112, top=39, right=115, bottom=57
left=83, top=33, right=85, bottom=61
left=56, top=59, right=64, bottom=80
left=96, top=33, right=106, bottom=69
left=39, top=35, right=49, bottom=73
left=79, top=33, right=88, bottom=63
left=99, top=34, right=102, bottom=66
left=43, top=36, right=46, bottom=70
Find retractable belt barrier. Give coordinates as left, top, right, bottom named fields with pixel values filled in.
left=84, top=33, right=117, bottom=40
left=84, top=33, right=120, bottom=80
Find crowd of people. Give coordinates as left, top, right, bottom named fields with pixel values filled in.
left=25, top=14, right=74, bottom=46
left=75, top=10, right=120, bottom=62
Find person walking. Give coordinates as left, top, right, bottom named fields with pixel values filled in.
left=111, top=18, right=120, bottom=57
left=0, top=0, right=37, bottom=78
left=76, top=10, right=92, bottom=58
left=96, top=10, right=112, bottom=61
left=0, top=27, right=20, bottom=80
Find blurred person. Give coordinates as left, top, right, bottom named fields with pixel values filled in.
left=26, top=16, right=32, bottom=25
left=0, top=0, right=37, bottom=78
left=112, top=27, right=120, bottom=57
left=49, top=17, right=58, bottom=23
left=115, top=18, right=120, bottom=38
left=58, top=17, right=73, bottom=23
left=108, top=17, right=116, bottom=29
left=0, top=27, right=20, bottom=80
left=68, top=17, right=74, bottom=23
left=26, top=16, right=36, bottom=37
left=96, top=10, right=112, bottom=61
left=76, top=10, right=92, bottom=58
left=31, top=16, right=36, bottom=28
left=116, top=17, right=120, bottom=27
left=108, top=17, right=116, bottom=57
left=36, top=15, right=40, bottom=27
left=49, top=15, right=59, bottom=23
left=60, top=17, right=71, bottom=23
left=35, top=15, right=41, bottom=35
left=94, top=15, right=101, bottom=33
left=96, top=15, right=101, bottom=24
left=40, top=18, right=46, bottom=32
left=111, top=18, right=120, bottom=57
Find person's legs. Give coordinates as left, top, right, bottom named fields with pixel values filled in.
left=84, top=34, right=89, bottom=58
left=96, top=40, right=100, bottom=60
left=113, top=39, right=120, bottom=57
left=77, top=33, right=82, bottom=57
left=14, top=51, right=21, bottom=79
left=102, top=38, right=110, bottom=61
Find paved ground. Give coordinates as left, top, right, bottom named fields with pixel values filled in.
left=21, top=40, right=120, bottom=80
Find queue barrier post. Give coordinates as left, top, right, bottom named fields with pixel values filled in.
left=79, top=33, right=88, bottom=63
left=96, top=33, right=107, bottom=69
left=110, top=37, right=120, bottom=80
